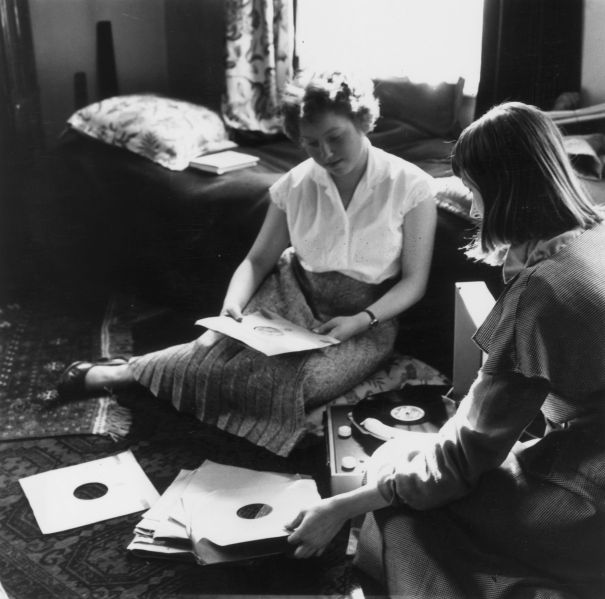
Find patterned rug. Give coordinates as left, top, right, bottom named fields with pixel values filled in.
left=0, top=408, right=359, bottom=598
left=0, top=293, right=365, bottom=598
left=0, top=298, right=132, bottom=440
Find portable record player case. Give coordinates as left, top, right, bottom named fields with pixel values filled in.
left=325, top=405, right=371, bottom=495
left=452, top=281, right=495, bottom=399
left=324, top=405, right=371, bottom=495
left=324, top=386, right=451, bottom=496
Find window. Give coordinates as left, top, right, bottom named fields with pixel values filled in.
left=296, top=0, right=484, bottom=94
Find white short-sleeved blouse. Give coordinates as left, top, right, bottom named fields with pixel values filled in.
left=269, top=141, right=434, bottom=284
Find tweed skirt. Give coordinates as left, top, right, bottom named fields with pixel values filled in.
left=129, top=249, right=398, bottom=456
left=355, top=433, right=605, bottom=599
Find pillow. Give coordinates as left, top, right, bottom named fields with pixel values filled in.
left=304, top=353, right=451, bottom=436
left=67, top=95, right=236, bottom=170
left=432, top=175, right=475, bottom=222
left=369, top=117, right=428, bottom=148
left=373, top=77, right=465, bottom=138
left=563, top=133, right=605, bottom=179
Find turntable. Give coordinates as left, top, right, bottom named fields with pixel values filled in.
left=324, top=384, right=451, bottom=495
left=324, top=281, right=496, bottom=496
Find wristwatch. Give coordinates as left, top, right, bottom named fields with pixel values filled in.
left=362, top=308, right=379, bottom=328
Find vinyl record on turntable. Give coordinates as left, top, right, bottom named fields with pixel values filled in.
left=348, top=385, right=451, bottom=442
left=351, top=391, right=425, bottom=428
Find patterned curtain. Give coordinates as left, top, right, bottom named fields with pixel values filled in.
left=222, top=0, right=294, bottom=134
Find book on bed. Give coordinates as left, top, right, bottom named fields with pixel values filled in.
left=189, top=150, right=260, bottom=174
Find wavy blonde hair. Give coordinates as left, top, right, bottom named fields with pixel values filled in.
left=280, top=71, right=379, bottom=142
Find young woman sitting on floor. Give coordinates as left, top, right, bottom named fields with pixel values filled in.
left=57, top=71, right=437, bottom=457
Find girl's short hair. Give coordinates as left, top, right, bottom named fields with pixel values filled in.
left=280, top=71, right=379, bottom=142
left=452, top=101, right=603, bottom=262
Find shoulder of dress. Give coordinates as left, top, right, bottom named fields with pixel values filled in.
left=514, top=263, right=570, bottom=317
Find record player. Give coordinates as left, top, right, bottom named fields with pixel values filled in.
left=324, top=281, right=496, bottom=496
left=324, top=384, right=452, bottom=495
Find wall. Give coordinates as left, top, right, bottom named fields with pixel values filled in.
left=29, top=0, right=168, bottom=146
left=27, top=0, right=605, bottom=147
left=581, top=0, right=605, bottom=105
left=165, top=0, right=225, bottom=111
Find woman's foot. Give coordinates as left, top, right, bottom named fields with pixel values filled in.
left=57, top=357, right=132, bottom=400
left=85, top=361, right=135, bottom=390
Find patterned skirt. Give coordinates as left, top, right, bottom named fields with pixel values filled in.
left=129, top=249, right=398, bottom=456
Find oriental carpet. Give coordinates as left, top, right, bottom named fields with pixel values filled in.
left=0, top=297, right=131, bottom=441
left=0, top=292, right=364, bottom=598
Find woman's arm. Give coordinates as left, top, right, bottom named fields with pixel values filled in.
left=314, top=196, right=437, bottom=340
left=368, top=195, right=437, bottom=321
left=374, top=370, right=550, bottom=509
left=221, top=202, right=290, bottom=320
left=286, top=484, right=390, bottom=558
left=287, top=370, right=550, bottom=558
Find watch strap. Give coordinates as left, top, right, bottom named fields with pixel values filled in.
left=362, top=309, right=379, bottom=328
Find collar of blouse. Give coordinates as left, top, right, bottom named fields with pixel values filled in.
left=502, top=227, right=585, bottom=283
left=310, top=138, right=388, bottom=194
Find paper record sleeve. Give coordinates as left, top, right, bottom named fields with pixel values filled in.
left=186, top=478, right=319, bottom=546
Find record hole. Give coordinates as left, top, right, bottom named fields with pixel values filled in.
left=73, top=482, right=108, bottom=500
left=236, top=503, right=273, bottom=519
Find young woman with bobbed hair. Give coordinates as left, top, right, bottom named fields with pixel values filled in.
left=57, top=71, right=437, bottom=456
left=286, top=102, right=605, bottom=598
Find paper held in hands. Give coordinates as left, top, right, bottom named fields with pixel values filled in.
left=196, top=310, right=340, bottom=356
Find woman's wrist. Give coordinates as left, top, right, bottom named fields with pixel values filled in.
left=324, top=494, right=356, bottom=523
left=359, top=308, right=379, bottom=329
left=327, top=485, right=389, bottom=520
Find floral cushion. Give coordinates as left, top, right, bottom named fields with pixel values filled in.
left=305, top=353, right=450, bottom=436
left=67, top=95, right=236, bottom=170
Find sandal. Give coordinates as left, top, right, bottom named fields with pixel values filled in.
left=56, top=357, right=128, bottom=401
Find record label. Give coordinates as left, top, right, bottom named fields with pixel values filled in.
left=390, top=405, right=425, bottom=423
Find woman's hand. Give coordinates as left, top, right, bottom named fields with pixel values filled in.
left=313, top=313, right=369, bottom=342
left=286, top=497, right=348, bottom=558
left=220, top=302, right=243, bottom=321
